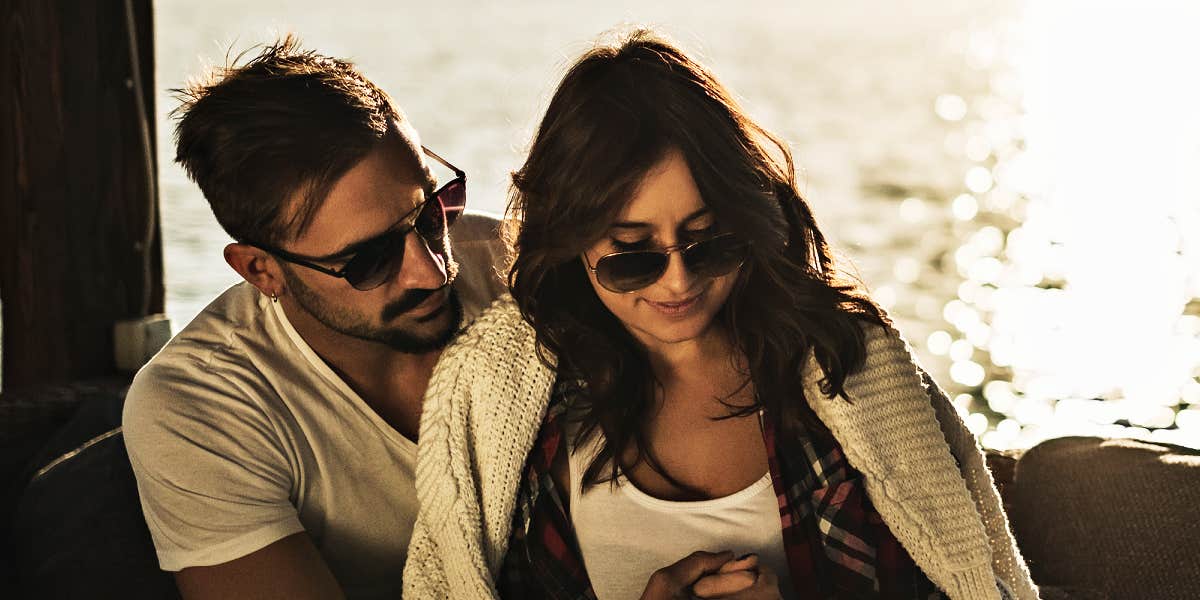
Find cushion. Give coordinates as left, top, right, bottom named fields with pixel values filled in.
left=9, top=389, right=179, bottom=598
left=1008, top=436, right=1200, bottom=600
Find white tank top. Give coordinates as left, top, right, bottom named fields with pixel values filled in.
left=568, top=432, right=795, bottom=600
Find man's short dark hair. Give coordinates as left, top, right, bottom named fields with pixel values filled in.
left=173, top=35, right=405, bottom=246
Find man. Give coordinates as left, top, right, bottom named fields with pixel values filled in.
left=122, top=36, right=506, bottom=599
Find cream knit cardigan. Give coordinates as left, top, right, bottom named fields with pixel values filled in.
left=403, top=297, right=1039, bottom=600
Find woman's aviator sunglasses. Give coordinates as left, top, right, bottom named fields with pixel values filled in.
left=251, top=147, right=466, bottom=291
left=585, top=233, right=751, bottom=294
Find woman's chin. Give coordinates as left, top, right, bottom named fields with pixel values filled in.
left=626, top=310, right=720, bottom=347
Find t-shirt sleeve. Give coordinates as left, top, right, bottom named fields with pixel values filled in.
left=122, top=360, right=305, bottom=571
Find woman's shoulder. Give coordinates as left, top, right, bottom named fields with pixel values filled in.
left=853, top=310, right=901, bottom=342
left=849, top=312, right=913, bottom=370
left=442, top=295, right=538, bottom=363
left=430, top=294, right=556, bottom=418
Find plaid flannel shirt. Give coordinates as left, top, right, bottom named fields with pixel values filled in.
left=499, top=384, right=943, bottom=600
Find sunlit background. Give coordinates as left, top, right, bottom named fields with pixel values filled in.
left=154, top=0, right=1200, bottom=450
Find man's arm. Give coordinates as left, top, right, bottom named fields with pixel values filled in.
left=174, top=532, right=344, bottom=600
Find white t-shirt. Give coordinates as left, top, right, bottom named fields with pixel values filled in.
left=122, top=212, right=507, bottom=599
left=568, top=432, right=794, bottom=600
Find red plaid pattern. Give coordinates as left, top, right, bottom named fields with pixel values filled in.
left=500, top=385, right=942, bottom=599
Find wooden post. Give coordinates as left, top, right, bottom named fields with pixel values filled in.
left=0, top=0, right=163, bottom=389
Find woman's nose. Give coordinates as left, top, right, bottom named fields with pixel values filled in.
left=656, top=248, right=695, bottom=294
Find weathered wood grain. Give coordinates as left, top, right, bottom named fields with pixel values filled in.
left=1, top=0, right=163, bottom=388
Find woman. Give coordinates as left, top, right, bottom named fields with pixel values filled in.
left=404, top=30, right=1037, bottom=600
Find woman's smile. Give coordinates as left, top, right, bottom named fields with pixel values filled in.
left=641, top=288, right=706, bottom=318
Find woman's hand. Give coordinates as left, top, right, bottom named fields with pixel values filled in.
left=638, top=551, right=739, bottom=600
left=692, top=554, right=783, bottom=600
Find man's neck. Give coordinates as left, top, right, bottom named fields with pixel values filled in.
left=277, top=296, right=439, bottom=441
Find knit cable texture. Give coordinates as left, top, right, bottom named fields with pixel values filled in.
left=404, top=296, right=556, bottom=599
left=805, top=321, right=1037, bottom=599
left=403, top=297, right=1039, bottom=599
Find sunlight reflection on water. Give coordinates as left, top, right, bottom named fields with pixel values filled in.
left=153, top=0, right=1198, bottom=448
left=931, top=1, right=1200, bottom=449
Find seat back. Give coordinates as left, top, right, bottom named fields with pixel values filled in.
left=1008, top=436, right=1200, bottom=600
left=9, top=387, right=179, bottom=599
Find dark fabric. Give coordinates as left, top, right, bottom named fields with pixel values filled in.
left=1009, top=436, right=1200, bottom=600
left=1037, top=586, right=1110, bottom=600
left=1, top=379, right=132, bottom=594
left=500, top=399, right=596, bottom=600
left=0, top=379, right=124, bottom=445
left=9, top=389, right=179, bottom=599
left=501, top=382, right=939, bottom=599
left=0, top=380, right=130, bottom=565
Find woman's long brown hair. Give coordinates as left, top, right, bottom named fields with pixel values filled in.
left=506, top=30, right=888, bottom=492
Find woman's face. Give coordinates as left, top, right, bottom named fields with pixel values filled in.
left=581, top=149, right=740, bottom=350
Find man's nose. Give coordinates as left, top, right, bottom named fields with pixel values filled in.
left=394, top=230, right=448, bottom=289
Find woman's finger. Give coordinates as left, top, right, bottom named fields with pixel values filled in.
left=641, top=550, right=735, bottom=600
left=668, top=550, right=736, bottom=583
left=691, top=569, right=757, bottom=598
left=716, top=553, right=759, bottom=573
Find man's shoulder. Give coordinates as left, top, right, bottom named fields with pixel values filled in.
left=124, top=345, right=271, bottom=437
left=448, top=210, right=503, bottom=245
left=448, top=210, right=508, bottom=321
left=166, top=281, right=269, bottom=349
left=123, top=283, right=283, bottom=432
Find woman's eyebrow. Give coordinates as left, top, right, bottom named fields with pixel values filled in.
left=607, top=221, right=652, bottom=231
left=608, top=207, right=711, bottom=230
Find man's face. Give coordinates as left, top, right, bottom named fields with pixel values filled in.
left=277, top=126, right=462, bottom=353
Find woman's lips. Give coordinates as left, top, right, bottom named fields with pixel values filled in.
left=643, top=290, right=704, bottom=317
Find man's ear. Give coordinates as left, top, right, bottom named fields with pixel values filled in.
left=224, top=243, right=286, bottom=298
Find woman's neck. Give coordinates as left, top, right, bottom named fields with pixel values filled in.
left=643, top=323, right=739, bottom=387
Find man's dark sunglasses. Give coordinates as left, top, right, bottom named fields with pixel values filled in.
left=252, top=147, right=466, bottom=291
left=584, top=233, right=751, bottom=294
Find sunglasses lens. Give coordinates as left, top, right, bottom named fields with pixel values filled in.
left=684, top=234, right=750, bottom=278
left=434, top=178, right=466, bottom=226
left=343, top=233, right=405, bottom=291
left=595, top=252, right=669, bottom=293
left=341, top=199, right=454, bottom=291
left=593, top=234, right=749, bottom=293
left=416, top=198, right=450, bottom=249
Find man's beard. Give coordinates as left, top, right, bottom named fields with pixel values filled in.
left=282, top=263, right=464, bottom=354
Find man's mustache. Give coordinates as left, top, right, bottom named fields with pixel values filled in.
left=381, top=286, right=447, bottom=321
